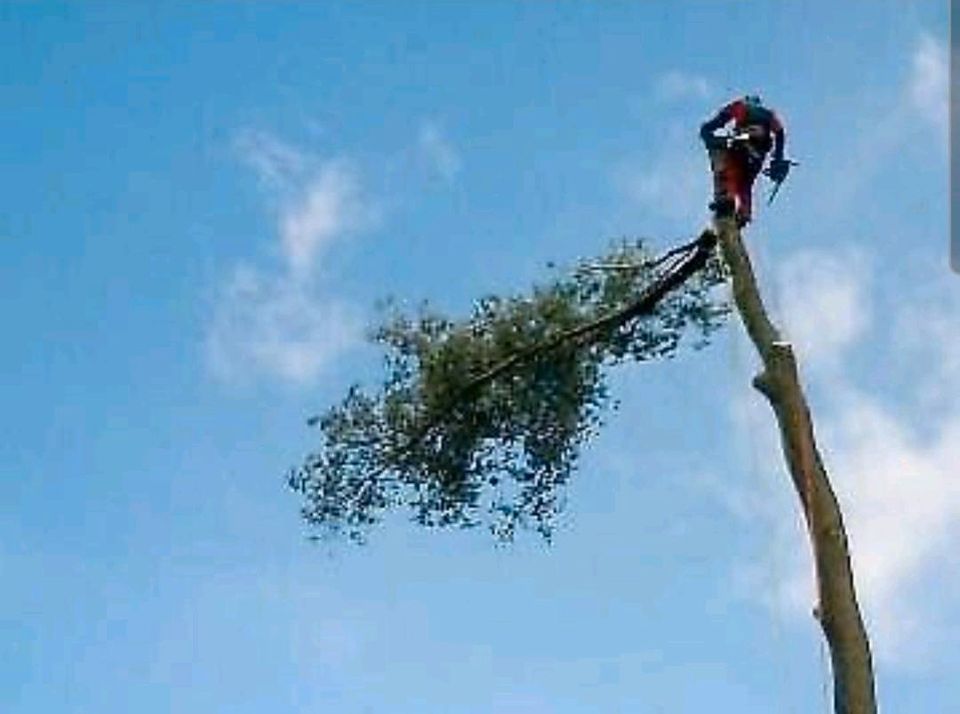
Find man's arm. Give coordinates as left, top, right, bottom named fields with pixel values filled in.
left=700, top=103, right=734, bottom=145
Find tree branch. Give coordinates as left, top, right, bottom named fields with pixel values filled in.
left=394, top=231, right=718, bottom=463
left=456, top=230, right=717, bottom=400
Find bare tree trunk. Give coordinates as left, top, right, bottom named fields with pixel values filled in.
left=714, top=218, right=877, bottom=714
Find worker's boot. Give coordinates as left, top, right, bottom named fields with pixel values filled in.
left=709, top=195, right=735, bottom=218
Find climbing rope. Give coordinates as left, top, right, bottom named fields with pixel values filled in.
left=819, top=626, right=832, bottom=713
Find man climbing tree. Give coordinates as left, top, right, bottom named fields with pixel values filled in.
left=701, top=94, right=792, bottom=227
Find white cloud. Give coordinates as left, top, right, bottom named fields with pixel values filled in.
left=722, top=252, right=960, bottom=666
left=654, top=70, right=713, bottom=103
left=807, top=32, right=947, bottom=219
left=821, top=389, right=960, bottom=660
left=234, top=130, right=310, bottom=193
left=616, top=148, right=708, bottom=226
left=894, top=286, right=960, bottom=412
left=206, top=264, right=362, bottom=384
left=908, top=34, right=948, bottom=136
left=237, top=132, right=376, bottom=276
left=206, top=132, right=376, bottom=384
left=617, top=76, right=716, bottom=230
left=279, top=162, right=371, bottom=276
left=775, top=248, right=872, bottom=371
left=418, top=120, right=461, bottom=182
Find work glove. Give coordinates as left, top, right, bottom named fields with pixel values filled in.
left=767, top=157, right=791, bottom=183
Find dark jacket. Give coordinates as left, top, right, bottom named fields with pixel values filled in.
left=700, top=99, right=786, bottom=162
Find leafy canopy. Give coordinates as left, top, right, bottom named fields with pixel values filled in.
left=288, top=237, right=729, bottom=543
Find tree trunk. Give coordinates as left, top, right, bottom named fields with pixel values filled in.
left=714, top=217, right=877, bottom=714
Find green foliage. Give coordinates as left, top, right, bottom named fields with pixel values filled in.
left=289, top=238, right=729, bottom=544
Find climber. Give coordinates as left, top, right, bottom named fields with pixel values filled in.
left=700, top=94, right=791, bottom=227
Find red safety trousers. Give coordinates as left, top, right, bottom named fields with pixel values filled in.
left=709, top=147, right=762, bottom=224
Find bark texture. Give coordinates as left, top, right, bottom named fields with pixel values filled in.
left=715, top=217, right=877, bottom=714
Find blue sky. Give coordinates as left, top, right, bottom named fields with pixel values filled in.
left=2, top=2, right=953, bottom=712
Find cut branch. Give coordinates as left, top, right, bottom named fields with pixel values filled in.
left=401, top=230, right=718, bottom=458
left=459, top=231, right=716, bottom=399
left=292, top=229, right=729, bottom=543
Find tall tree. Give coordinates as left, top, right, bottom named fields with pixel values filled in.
left=288, top=220, right=876, bottom=713
left=714, top=216, right=876, bottom=713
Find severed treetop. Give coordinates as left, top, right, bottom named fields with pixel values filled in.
left=288, top=233, right=730, bottom=544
